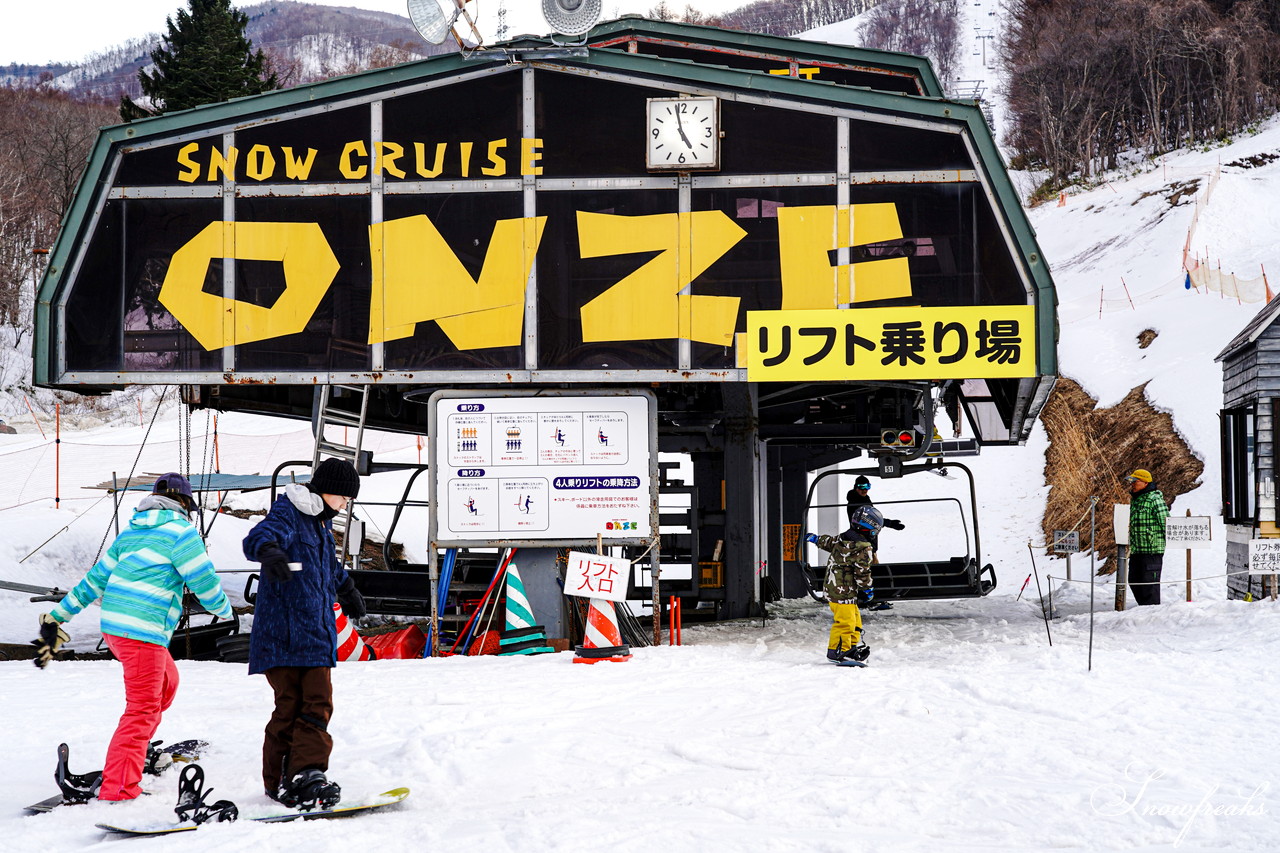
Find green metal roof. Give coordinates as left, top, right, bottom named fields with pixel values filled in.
left=581, top=15, right=945, bottom=97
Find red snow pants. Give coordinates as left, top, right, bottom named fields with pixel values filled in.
left=99, top=634, right=179, bottom=800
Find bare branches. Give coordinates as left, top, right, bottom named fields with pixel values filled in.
left=1003, top=0, right=1280, bottom=190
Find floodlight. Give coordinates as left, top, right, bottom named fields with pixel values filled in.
left=541, top=0, right=602, bottom=37
left=408, top=0, right=460, bottom=45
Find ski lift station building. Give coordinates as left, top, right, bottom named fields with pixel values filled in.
left=33, top=18, right=1058, bottom=634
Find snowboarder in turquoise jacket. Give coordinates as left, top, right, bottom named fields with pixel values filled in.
left=35, top=473, right=231, bottom=802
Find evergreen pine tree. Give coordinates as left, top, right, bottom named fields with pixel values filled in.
left=120, top=0, right=278, bottom=120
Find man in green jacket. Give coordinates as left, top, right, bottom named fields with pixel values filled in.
left=1126, top=468, right=1169, bottom=605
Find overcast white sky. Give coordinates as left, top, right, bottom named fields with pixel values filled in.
left=0, top=1, right=747, bottom=65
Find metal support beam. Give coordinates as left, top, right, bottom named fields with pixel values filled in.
left=722, top=383, right=761, bottom=618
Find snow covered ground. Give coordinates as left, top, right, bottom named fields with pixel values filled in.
left=7, top=19, right=1280, bottom=852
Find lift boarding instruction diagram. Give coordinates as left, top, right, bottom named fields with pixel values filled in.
left=434, top=395, right=652, bottom=541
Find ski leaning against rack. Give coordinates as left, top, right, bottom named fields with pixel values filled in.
left=24, top=740, right=209, bottom=814
left=95, top=764, right=410, bottom=837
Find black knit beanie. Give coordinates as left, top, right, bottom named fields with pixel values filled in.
left=309, top=458, right=361, bottom=499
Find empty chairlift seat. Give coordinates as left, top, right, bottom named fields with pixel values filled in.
left=870, top=556, right=996, bottom=601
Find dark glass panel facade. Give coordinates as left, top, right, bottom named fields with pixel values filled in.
left=232, top=104, right=372, bottom=184
left=383, top=73, right=523, bottom=182
left=848, top=119, right=970, bottom=171
left=120, top=199, right=223, bottom=372
left=66, top=201, right=124, bottom=371
left=234, top=197, right=371, bottom=372
left=690, top=186, right=836, bottom=369
left=536, top=189, right=678, bottom=369
left=381, top=193, right=525, bottom=370
left=720, top=100, right=837, bottom=174
left=535, top=71, right=660, bottom=177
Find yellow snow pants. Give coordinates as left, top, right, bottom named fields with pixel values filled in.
left=828, top=602, right=863, bottom=653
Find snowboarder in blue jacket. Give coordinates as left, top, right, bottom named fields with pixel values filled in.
left=243, top=457, right=366, bottom=810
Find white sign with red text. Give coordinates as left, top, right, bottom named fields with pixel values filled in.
left=564, top=551, right=631, bottom=602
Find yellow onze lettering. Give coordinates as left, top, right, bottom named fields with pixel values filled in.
left=777, top=203, right=912, bottom=308
left=368, top=214, right=547, bottom=350
left=340, top=141, right=368, bottom=179
left=577, top=211, right=746, bottom=346
left=158, top=221, right=339, bottom=351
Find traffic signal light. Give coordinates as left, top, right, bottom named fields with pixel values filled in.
left=880, top=428, right=918, bottom=447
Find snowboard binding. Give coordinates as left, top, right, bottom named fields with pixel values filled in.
left=174, top=764, right=238, bottom=825
left=54, top=742, right=102, bottom=804
left=145, top=739, right=206, bottom=776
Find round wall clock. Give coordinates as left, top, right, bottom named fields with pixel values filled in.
left=646, top=96, right=720, bottom=170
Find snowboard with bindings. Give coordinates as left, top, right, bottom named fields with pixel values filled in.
left=96, top=788, right=411, bottom=836
left=23, top=740, right=207, bottom=814
left=832, top=658, right=868, bottom=667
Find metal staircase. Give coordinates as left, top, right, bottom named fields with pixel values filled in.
left=312, top=385, right=371, bottom=570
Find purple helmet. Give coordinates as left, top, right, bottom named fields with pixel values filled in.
left=152, top=472, right=195, bottom=512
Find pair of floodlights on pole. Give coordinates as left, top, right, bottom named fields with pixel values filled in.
left=406, top=0, right=602, bottom=46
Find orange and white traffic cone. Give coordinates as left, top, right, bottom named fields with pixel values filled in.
left=334, top=601, right=375, bottom=661
left=573, top=598, right=631, bottom=664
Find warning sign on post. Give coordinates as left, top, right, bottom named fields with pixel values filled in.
left=564, top=552, right=632, bottom=602
left=1165, top=516, right=1211, bottom=549
left=1248, top=539, right=1280, bottom=574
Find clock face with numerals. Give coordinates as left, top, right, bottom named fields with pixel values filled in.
left=646, top=96, right=720, bottom=170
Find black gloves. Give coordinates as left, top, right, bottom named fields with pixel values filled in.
left=33, top=613, right=69, bottom=669
left=884, top=519, right=905, bottom=530
left=337, top=577, right=367, bottom=620
left=257, top=542, right=292, bottom=583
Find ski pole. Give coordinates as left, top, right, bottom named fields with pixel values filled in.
left=1027, top=543, right=1053, bottom=646
left=1015, top=573, right=1031, bottom=602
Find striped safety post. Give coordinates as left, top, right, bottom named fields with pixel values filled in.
left=498, top=563, right=555, bottom=655
left=334, top=601, right=375, bottom=661
left=573, top=598, right=631, bottom=664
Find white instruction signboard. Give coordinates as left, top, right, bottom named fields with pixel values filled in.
left=434, top=394, right=652, bottom=541
left=564, top=551, right=631, bottom=602
left=1249, top=539, right=1280, bottom=574
left=1165, top=516, right=1212, bottom=550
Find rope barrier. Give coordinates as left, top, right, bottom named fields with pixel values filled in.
left=1049, top=568, right=1250, bottom=585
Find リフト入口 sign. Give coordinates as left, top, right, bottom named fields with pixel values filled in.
left=563, top=551, right=632, bottom=603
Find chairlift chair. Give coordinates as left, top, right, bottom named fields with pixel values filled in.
left=801, top=461, right=997, bottom=602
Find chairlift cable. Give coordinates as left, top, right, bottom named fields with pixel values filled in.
left=90, top=387, right=172, bottom=566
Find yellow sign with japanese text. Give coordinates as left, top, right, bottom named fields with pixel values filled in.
left=745, top=306, right=1037, bottom=381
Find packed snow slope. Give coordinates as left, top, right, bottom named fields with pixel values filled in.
left=6, top=63, right=1280, bottom=853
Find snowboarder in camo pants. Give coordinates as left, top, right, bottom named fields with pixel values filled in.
left=807, top=504, right=881, bottom=664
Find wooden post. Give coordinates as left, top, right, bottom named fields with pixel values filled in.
left=1185, top=509, right=1193, bottom=603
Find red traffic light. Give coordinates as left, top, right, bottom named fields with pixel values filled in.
left=880, top=429, right=917, bottom=447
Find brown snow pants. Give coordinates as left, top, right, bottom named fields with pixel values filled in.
left=262, top=666, right=333, bottom=793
